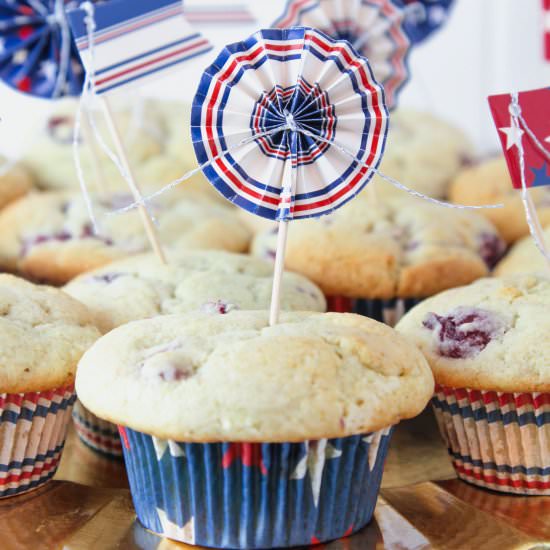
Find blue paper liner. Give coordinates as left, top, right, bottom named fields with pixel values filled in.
left=119, top=426, right=394, bottom=548
left=327, top=296, right=422, bottom=327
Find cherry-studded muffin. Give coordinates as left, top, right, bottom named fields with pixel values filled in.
left=494, top=227, right=550, bottom=277
left=0, top=159, right=34, bottom=211
left=251, top=194, right=505, bottom=325
left=397, top=274, right=550, bottom=495
left=450, top=157, right=550, bottom=244
left=0, top=191, right=251, bottom=285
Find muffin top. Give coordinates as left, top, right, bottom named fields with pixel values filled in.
left=77, top=311, right=434, bottom=441
left=396, top=274, right=550, bottom=392
left=0, top=274, right=100, bottom=393
left=0, top=191, right=251, bottom=284
left=0, top=160, right=34, bottom=211
left=251, top=195, right=504, bottom=299
left=22, top=99, right=163, bottom=192
left=494, top=229, right=550, bottom=277
left=374, top=109, right=473, bottom=201
left=450, top=157, right=550, bottom=244
left=64, top=250, right=326, bottom=333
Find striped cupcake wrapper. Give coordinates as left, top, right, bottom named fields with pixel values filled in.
left=119, top=426, right=394, bottom=548
left=0, top=386, right=75, bottom=498
left=72, top=400, right=122, bottom=459
left=432, top=384, right=550, bottom=495
left=326, top=296, right=421, bottom=327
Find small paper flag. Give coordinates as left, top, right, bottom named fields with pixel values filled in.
left=67, top=0, right=212, bottom=95
left=488, top=87, right=550, bottom=189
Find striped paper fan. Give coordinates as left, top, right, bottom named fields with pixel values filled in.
left=191, top=27, right=389, bottom=221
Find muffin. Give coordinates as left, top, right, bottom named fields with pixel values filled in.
left=0, top=160, right=34, bottom=211
left=494, top=228, right=550, bottom=277
left=22, top=99, right=164, bottom=192
left=76, top=310, right=433, bottom=547
left=373, top=109, right=473, bottom=200
left=251, top=195, right=505, bottom=326
left=450, top=157, right=550, bottom=244
left=65, top=251, right=326, bottom=457
left=0, top=275, right=99, bottom=497
left=397, top=274, right=550, bottom=495
left=0, top=191, right=251, bottom=285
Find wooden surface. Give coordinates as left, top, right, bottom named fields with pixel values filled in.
left=0, top=408, right=547, bottom=549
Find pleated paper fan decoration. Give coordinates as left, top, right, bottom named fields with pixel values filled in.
left=192, top=27, right=389, bottom=222
left=0, top=0, right=93, bottom=98
left=273, top=0, right=410, bottom=109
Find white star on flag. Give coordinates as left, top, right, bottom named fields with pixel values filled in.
left=499, top=125, right=524, bottom=150
left=545, top=136, right=550, bottom=144
left=291, top=439, right=342, bottom=507
left=12, top=49, right=28, bottom=65
left=152, top=437, right=185, bottom=460
left=0, top=37, right=5, bottom=55
left=157, top=507, right=195, bottom=544
left=39, top=60, right=57, bottom=82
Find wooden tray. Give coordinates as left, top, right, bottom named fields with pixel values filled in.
left=1, top=409, right=548, bottom=549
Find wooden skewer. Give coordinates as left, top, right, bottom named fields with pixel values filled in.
left=269, top=156, right=294, bottom=326
left=100, top=97, right=167, bottom=265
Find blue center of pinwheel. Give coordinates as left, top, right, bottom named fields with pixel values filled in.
left=250, top=77, right=336, bottom=167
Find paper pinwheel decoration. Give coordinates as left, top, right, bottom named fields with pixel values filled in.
left=192, top=27, right=388, bottom=323
left=0, top=0, right=91, bottom=98
left=192, top=27, right=388, bottom=222
left=400, top=0, right=454, bottom=44
left=272, top=0, right=410, bottom=109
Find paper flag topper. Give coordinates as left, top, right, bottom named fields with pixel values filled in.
left=272, top=0, right=410, bottom=109
left=488, top=87, right=550, bottom=189
left=0, top=0, right=93, bottom=98
left=67, top=0, right=212, bottom=95
left=192, top=27, right=388, bottom=221
left=400, top=0, right=454, bottom=44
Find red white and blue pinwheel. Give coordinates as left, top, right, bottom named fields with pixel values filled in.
left=0, top=0, right=90, bottom=98
left=273, top=0, right=410, bottom=109
left=400, top=0, right=454, bottom=44
left=192, top=27, right=389, bottom=222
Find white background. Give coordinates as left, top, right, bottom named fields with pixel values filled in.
left=0, top=0, right=548, bottom=158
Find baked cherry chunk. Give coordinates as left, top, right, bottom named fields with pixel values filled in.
left=478, top=232, right=506, bottom=269
left=422, top=306, right=507, bottom=359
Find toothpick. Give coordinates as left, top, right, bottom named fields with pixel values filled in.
left=100, top=97, right=167, bottom=264
left=269, top=153, right=294, bottom=326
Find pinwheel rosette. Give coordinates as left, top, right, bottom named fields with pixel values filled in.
left=399, top=0, right=454, bottom=44
left=191, top=27, right=389, bottom=222
left=273, top=0, right=410, bottom=109
left=0, top=0, right=92, bottom=98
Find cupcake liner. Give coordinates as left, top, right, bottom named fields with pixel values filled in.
left=72, top=400, right=122, bottom=459
left=119, top=426, right=394, bottom=548
left=432, top=384, right=550, bottom=495
left=326, top=296, right=421, bottom=326
left=0, top=386, right=75, bottom=498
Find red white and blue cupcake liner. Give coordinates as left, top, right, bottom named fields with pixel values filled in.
left=432, top=384, right=550, bottom=495
left=0, top=386, right=75, bottom=498
left=119, top=426, right=394, bottom=548
left=72, top=400, right=122, bottom=459
left=327, top=296, right=421, bottom=327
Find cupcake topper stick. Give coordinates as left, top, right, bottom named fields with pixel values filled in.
left=67, top=0, right=214, bottom=265
left=488, top=88, right=550, bottom=267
